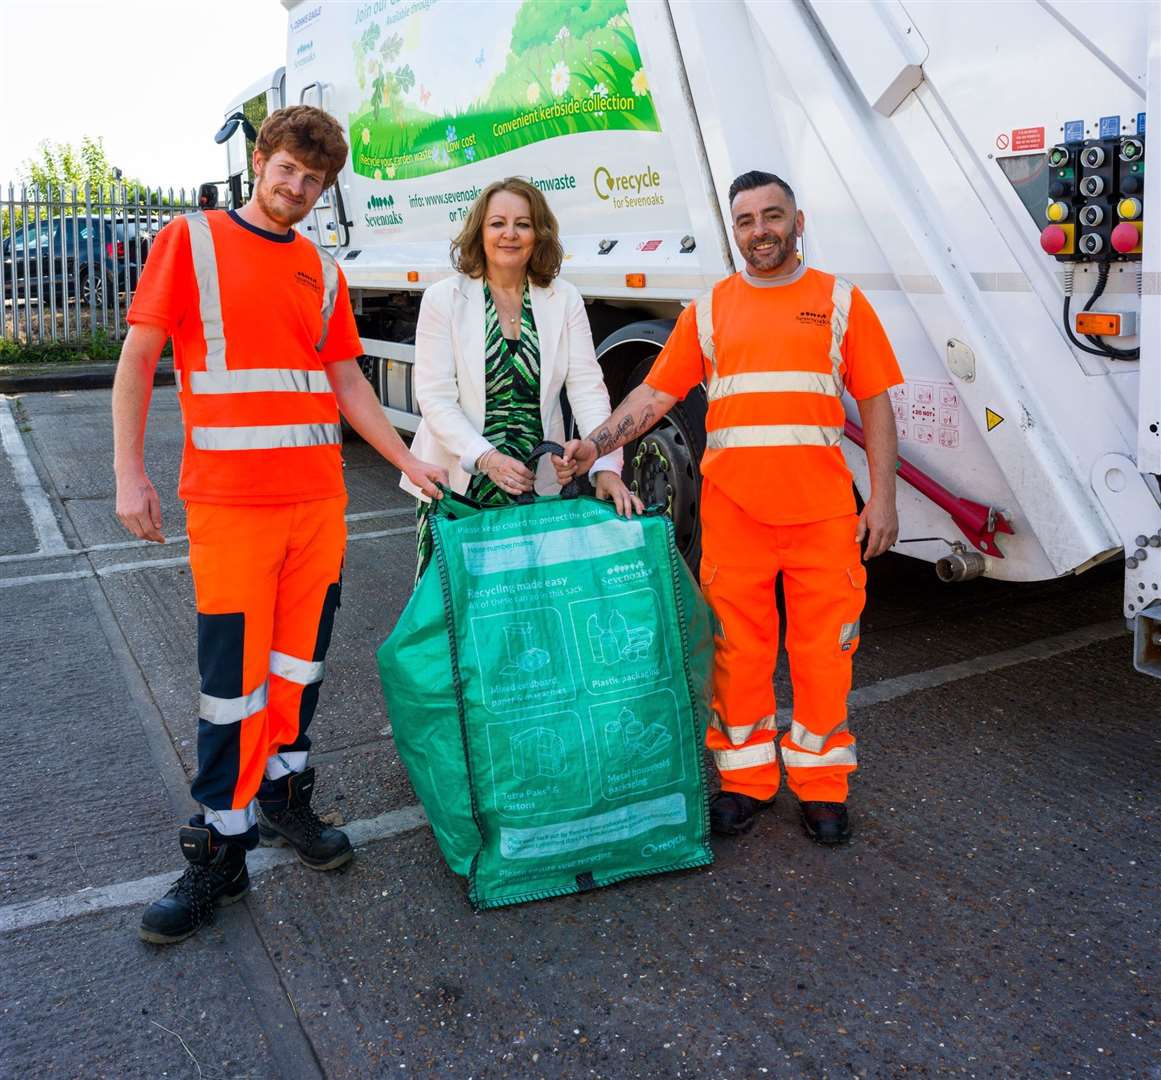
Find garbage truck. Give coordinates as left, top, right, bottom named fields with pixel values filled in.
left=210, top=0, right=1160, bottom=673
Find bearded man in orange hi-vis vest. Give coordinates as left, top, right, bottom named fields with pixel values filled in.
left=558, top=171, right=903, bottom=846
left=113, top=107, right=447, bottom=944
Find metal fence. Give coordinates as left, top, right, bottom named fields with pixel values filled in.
left=2, top=183, right=201, bottom=346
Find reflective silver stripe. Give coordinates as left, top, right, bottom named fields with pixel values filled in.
left=710, top=710, right=778, bottom=747
left=707, top=424, right=844, bottom=450
left=788, top=719, right=848, bottom=754
left=199, top=682, right=268, bottom=725
left=191, top=423, right=342, bottom=451
left=707, top=370, right=842, bottom=402
left=828, top=276, right=853, bottom=384
left=189, top=369, right=332, bottom=395
left=265, top=751, right=309, bottom=780
left=203, top=805, right=257, bottom=835
left=185, top=211, right=227, bottom=371
left=713, top=741, right=779, bottom=771
left=839, top=620, right=861, bottom=645
left=781, top=743, right=858, bottom=769
left=173, top=368, right=182, bottom=392
left=694, top=289, right=716, bottom=371
left=316, top=245, right=339, bottom=352
left=270, top=650, right=325, bottom=685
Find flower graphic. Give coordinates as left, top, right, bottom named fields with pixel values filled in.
left=445, top=124, right=457, bottom=144
left=386, top=165, right=396, bottom=179
left=590, top=82, right=608, bottom=116
left=555, top=26, right=570, bottom=41
left=361, top=127, right=371, bottom=146
left=465, top=146, right=476, bottom=162
left=373, top=168, right=382, bottom=180
left=550, top=61, right=570, bottom=97
left=432, top=143, right=450, bottom=166
left=526, top=82, right=540, bottom=104
left=631, top=68, right=649, bottom=96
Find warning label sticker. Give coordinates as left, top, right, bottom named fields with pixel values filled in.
left=1011, top=126, right=1045, bottom=152
left=890, top=381, right=961, bottom=450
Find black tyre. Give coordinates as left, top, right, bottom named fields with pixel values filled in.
left=79, top=266, right=114, bottom=308
left=341, top=355, right=383, bottom=439
left=619, top=356, right=707, bottom=568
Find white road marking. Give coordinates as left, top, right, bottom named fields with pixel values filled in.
left=0, top=396, right=69, bottom=554
left=0, top=524, right=416, bottom=588
left=0, top=506, right=415, bottom=565
left=772, top=618, right=1126, bottom=728
left=0, top=804, right=428, bottom=934
left=0, top=618, right=1129, bottom=935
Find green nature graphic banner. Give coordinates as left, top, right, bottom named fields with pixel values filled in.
left=348, top=0, right=661, bottom=182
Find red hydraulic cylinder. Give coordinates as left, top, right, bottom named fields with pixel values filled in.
left=844, top=420, right=1013, bottom=557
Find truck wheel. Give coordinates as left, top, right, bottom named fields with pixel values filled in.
left=620, top=356, right=707, bottom=567
left=342, top=355, right=382, bottom=439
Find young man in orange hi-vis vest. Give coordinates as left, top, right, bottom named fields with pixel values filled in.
left=559, top=171, right=903, bottom=845
left=113, top=107, right=447, bottom=944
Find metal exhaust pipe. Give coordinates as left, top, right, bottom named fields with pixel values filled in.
left=935, top=549, right=988, bottom=583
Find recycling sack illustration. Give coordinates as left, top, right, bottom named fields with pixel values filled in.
left=378, top=459, right=715, bottom=910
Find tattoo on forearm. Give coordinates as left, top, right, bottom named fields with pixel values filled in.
left=591, top=406, right=658, bottom=455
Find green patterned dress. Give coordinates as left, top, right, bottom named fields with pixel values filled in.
left=415, top=282, right=544, bottom=581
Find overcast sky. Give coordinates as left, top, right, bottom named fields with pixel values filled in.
left=0, top=0, right=288, bottom=189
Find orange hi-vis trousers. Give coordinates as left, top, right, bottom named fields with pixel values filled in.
left=187, top=496, right=346, bottom=842
left=700, top=484, right=865, bottom=803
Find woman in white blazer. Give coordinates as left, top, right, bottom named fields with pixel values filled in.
left=403, top=177, right=642, bottom=576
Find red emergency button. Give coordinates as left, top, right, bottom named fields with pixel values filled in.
left=1111, top=222, right=1140, bottom=253
left=1040, top=225, right=1067, bottom=254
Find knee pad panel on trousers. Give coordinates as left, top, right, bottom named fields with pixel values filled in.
left=312, top=581, right=342, bottom=662
left=198, top=612, right=245, bottom=697
left=191, top=719, right=242, bottom=809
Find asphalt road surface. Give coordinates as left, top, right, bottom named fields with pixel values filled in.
left=1, top=386, right=1157, bottom=1079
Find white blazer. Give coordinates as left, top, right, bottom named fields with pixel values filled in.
left=400, top=273, right=622, bottom=500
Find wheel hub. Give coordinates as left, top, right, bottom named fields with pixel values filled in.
left=627, top=421, right=698, bottom=552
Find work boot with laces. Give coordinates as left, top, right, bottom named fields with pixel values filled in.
left=256, top=767, right=353, bottom=870
left=709, top=790, right=776, bottom=836
left=139, top=825, right=249, bottom=944
left=800, top=801, right=851, bottom=845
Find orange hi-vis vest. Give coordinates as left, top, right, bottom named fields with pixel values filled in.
left=695, top=274, right=852, bottom=458
left=179, top=211, right=341, bottom=455
left=645, top=267, right=902, bottom=526
left=128, top=209, right=364, bottom=504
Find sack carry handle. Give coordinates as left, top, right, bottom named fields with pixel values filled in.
left=515, top=441, right=580, bottom=504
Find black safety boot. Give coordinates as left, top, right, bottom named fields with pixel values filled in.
left=800, top=801, right=851, bottom=845
left=139, top=825, right=249, bottom=944
left=709, top=790, right=776, bottom=836
left=257, top=767, right=353, bottom=870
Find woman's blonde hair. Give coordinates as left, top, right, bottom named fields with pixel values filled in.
left=450, top=178, right=563, bottom=287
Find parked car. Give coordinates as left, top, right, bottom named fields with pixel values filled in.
left=1, top=216, right=149, bottom=306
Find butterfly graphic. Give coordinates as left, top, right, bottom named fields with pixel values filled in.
left=474, top=48, right=485, bottom=66
left=419, top=84, right=431, bottom=106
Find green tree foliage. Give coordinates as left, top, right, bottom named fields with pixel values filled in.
left=21, top=135, right=122, bottom=192
left=3, top=135, right=183, bottom=238
left=509, top=0, right=625, bottom=55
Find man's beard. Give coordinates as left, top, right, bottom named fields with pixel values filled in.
left=744, top=232, right=795, bottom=274
left=254, top=177, right=310, bottom=227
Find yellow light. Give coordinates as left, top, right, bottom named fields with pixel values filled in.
left=1118, top=197, right=1142, bottom=220
left=1075, top=312, right=1121, bottom=336
left=625, top=273, right=647, bottom=288
left=1046, top=201, right=1068, bottom=223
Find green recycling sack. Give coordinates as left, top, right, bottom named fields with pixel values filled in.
left=377, top=482, right=715, bottom=909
